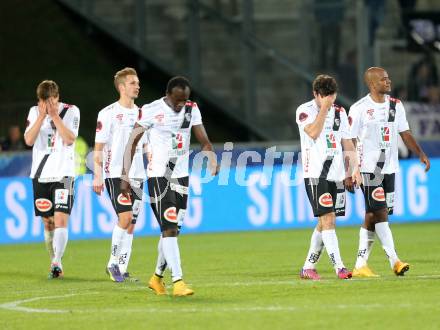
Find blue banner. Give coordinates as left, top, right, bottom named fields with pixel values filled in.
left=1, top=158, right=439, bottom=244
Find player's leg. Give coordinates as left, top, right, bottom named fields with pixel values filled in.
left=374, top=174, right=409, bottom=275
left=118, top=180, right=143, bottom=280
left=353, top=173, right=379, bottom=277
left=42, top=217, right=55, bottom=261
left=50, top=177, right=75, bottom=279
left=104, top=178, right=131, bottom=282
left=147, top=177, right=168, bottom=295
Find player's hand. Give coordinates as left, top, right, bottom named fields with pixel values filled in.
left=37, top=100, right=47, bottom=118
left=351, top=167, right=362, bottom=189
left=46, top=98, right=58, bottom=118
left=209, top=159, right=220, bottom=176
left=420, top=152, right=430, bottom=172
left=318, top=93, right=337, bottom=112
left=93, top=176, right=104, bottom=195
left=344, top=177, right=355, bottom=194
left=120, top=177, right=131, bottom=198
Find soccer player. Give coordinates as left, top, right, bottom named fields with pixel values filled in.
left=121, top=76, right=218, bottom=296
left=93, top=67, right=147, bottom=282
left=296, top=74, right=361, bottom=280
left=24, top=80, right=80, bottom=279
left=348, top=67, right=430, bottom=277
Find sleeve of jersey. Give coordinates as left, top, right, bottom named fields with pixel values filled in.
left=136, top=105, right=154, bottom=129
left=69, top=106, right=80, bottom=137
left=95, top=110, right=110, bottom=143
left=397, top=102, right=410, bottom=132
left=340, top=109, right=351, bottom=139
left=347, top=106, right=360, bottom=139
left=192, top=104, right=203, bottom=126
left=295, top=106, right=313, bottom=131
left=24, top=107, right=37, bottom=134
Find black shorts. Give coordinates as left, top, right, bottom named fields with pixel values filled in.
left=32, top=177, right=75, bottom=217
left=105, top=178, right=144, bottom=223
left=361, top=173, right=395, bottom=215
left=147, top=176, right=189, bottom=231
left=304, top=178, right=346, bottom=217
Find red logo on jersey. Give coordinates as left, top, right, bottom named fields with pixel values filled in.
left=348, top=116, right=353, bottom=126
left=326, top=133, right=337, bottom=148
left=117, top=193, right=131, bottom=206
left=367, top=109, right=375, bottom=120
left=381, top=126, right=390, bottom=142
left=372, top=187, right=385, bottom=201
left=116, top=114, right=123, bottom=122
left=318, top=193, right=333, bottom=207
left=164, top=207, right=177, bottom=222
left=155, top=114, right=164, bottom=123
left=299, top=112, right=308, bottom=122
left=35, top=198, right=53, bottom=212
left=96, top=121, right=102, bottom=132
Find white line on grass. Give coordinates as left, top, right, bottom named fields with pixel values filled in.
left=0, top=292, right=96, bottom=314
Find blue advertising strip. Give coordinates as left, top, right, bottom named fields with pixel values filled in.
left=1, top=158, right=439, bottom=244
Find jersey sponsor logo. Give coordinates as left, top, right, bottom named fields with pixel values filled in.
left=96, top=121, right=102, bottom=132
left=155, top=114, right=164, bottom=123
left=35, top=198, right=53, bottom=212
left=381, top=126, right=390, bottom=142
left=299, top=112, right=308, bottom=122
left=117, top=193, right=131, bottom=206
left=116, top=114, right=123, bottom=121
left=326, top=133, right=336, bottom=148
left=164, top=207, right=177, bottom=223
left=318, top=193, right=333, bottom=207
left=348, top=116, right=353, bottom=126
left=367, top=109, right=375, bottom=120
left=372, top=187, right=385, bottom=201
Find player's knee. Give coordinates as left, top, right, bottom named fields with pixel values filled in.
left=319, top=212, right=336, bottom=229
left=373, top=208, right=388, bottom=222
left=162, top=226, right=179, bottom=237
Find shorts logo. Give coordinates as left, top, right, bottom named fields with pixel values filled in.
left=54, top=189, right=69, bottom=205
left=372, top=187, right=385, bottom=201
left=35, top=198, right=53, bottom=212
left=318, top=193, right=333, bottom=207
left=117, top=193, right=131, bottom=206
left=164, top=207, right=177, bottom=223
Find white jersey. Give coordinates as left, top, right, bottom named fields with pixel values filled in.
left=137, top=98, right=202, bottom=178
left=296, top=99, right=351, bottom=182
left=95, top=102, right=147, bottom=179
left=348, top=94, right=410, bottom=174
left=25, top=102, right=80, bottom=180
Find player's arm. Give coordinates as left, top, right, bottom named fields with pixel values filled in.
left=192, top=124, right=219, bottom=176
left=120, top=123, right=147, bottom=196
left=342, top=138, right=361, bottom=192
left=47, top=99, right=76, bottom=145
left=304, top=94, right=335, bottom=139
left=93, top=143, right=105, bottom=195
left=399, top=130, right=430, bottom=172
left=24, top=102, right=47, bottom=146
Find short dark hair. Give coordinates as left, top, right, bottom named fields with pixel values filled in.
left=312, top=75, right=338, bottom=96
left=166, top=76, right=191, bottom=94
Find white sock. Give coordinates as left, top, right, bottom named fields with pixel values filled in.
left=162, top=237, right=182, bottom=282
left=322, top=229, right=345, bottom=271
left=155, top=235, right=167, bottom=276
left=52, top=227, right=68, bottom=266
left=375, top=222, right=399, bottom=268
left=108, top=225, right=127, bottom=267
left=118, top=232, right=133, bottom=274
left=355, top=228, right=375, bottom=269
left=303, top=229, right=324, bottom=269
left=44, top=229, right=55, bottom=260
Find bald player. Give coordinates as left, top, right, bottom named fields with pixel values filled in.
left=347, top=67, right=430, bottom=277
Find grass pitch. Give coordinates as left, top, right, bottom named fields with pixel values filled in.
left=0, top=222, right=439, bottom=330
